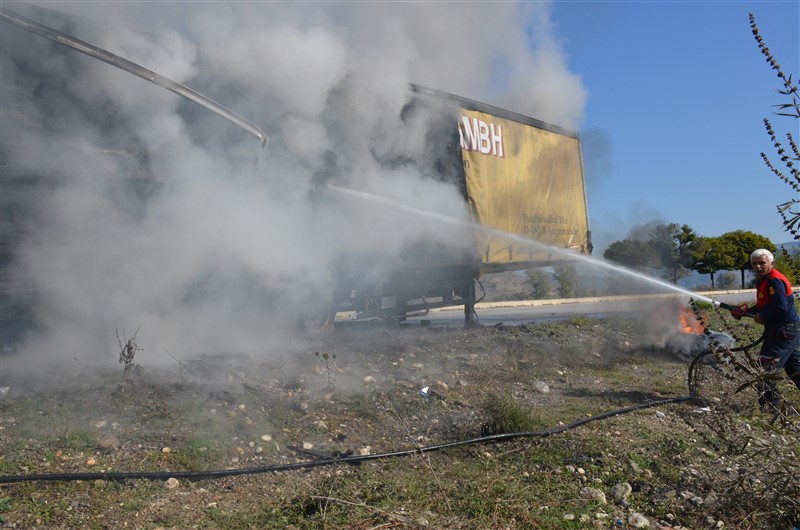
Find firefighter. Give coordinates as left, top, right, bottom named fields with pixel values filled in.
left=730, top=248, right=800, bottom=412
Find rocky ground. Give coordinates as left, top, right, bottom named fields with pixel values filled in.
left=0, top=308, right=798, bottom=529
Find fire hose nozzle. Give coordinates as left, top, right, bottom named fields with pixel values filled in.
left=715, top=301, right=751, bottom=319
left=693, top=297, right=750, bottom=318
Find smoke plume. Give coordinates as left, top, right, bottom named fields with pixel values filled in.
left=0, top=2, right=587, bottom=372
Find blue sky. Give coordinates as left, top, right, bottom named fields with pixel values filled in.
left=549, top=1, right=799, bottom=252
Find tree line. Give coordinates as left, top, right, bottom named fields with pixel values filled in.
left=515, top=223, right=798, bottom=303
left=603, top=223, right=798, bottom=289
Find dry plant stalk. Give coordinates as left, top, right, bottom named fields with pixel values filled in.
left=117, top=326, right=142, bottom=379
left=315, top=351, right=337, bottom=390
left=750, top=12, right=800, bottom=240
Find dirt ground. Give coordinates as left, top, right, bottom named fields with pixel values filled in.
left=0, top=309, right=798, bottom=529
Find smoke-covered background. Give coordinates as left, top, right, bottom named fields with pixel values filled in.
left=0, top=2, right=587, bottom=370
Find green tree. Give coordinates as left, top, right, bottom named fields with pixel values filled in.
left=716, top=271, right=738, bottom=290
left=691, top=236, right=737, bottom=289
left=719, top=230, right=775, bottom=288
left=604, top=222, right=698, bottom=284
left=775, top=246, right=800, bottom=285
left=525, top=268, right=553, bottom=299
left=750, top=13, right=800, bottom=240
left=552, top=264, right=577, bottom=298
left=651, top=223, right=697, bottom=284
left=603, top=239, right=659, bottom=271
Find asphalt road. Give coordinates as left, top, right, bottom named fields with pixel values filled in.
left=400, top=290, right=758, bottom=328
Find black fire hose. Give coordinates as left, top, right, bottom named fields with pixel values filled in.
left=0, top=351, right=719, bottom=485
left=0, top=321, right=770, bottom=485
left=0, top=393, right=698, bottom=484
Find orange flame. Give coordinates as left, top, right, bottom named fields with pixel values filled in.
left=679, top=306, right=705, bottom=334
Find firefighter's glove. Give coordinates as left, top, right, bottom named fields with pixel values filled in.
left=730, top=304, right=748, bottom=320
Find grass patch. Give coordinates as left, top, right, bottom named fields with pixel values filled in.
left=57, top=427, right=96, bottom=453
left=482, top=393, right=537, bottom=433
left=0, top=497, right=11, bottom=524
left=170, top=435, right=226, bottom=471
left=0, top=442, right=38, bottom=475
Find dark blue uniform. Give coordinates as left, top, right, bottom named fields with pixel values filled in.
left=747, top=268, right=800, bottom=409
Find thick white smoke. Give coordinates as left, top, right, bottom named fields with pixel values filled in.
left=0, top=2, right=587, bottom=371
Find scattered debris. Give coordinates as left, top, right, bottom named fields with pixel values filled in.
left=419, top=386, right=446, bottom=400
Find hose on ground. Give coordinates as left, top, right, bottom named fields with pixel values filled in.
left=0, top=347, right=718, bottom=484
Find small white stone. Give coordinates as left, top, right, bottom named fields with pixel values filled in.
left=579, top=487, right=607, bottom=505
left=533, top=381, right=550, bottom=393
left=627, top=512, right=650, bottom=528
left=610, top=482, right=633, bottom=502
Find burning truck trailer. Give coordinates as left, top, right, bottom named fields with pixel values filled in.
left=0, top=5, right=592, bottom=344
left=320, top=85, right=593, bottom=327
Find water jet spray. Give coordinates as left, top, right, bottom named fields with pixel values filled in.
left=328, top=185, right=742, bottom=313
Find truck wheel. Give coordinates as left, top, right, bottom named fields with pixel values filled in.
left=298, top=301, right=337, bottom=333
